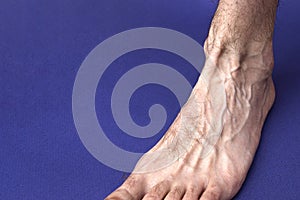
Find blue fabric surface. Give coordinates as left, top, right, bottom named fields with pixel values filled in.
left=0, top=0, right=299, bottom=199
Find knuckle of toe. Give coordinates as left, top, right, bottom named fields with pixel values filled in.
left=206, top=190, right=221, bottom=200
left=111, top=188, right=133, bottom=200
left=173, top=186, right=184, bottom=194
left=165, top=186, right=184, bottom=199
left=124, top=176, right=138, bottom=187
left=188, top=185, right=199, bottom=193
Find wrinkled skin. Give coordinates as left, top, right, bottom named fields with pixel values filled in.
left=106, top=0, right=278, bottom=199
left=105, top=45, right=275, bottom=199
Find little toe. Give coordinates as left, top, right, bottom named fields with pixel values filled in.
left=199, top=186, right=222, bottom=200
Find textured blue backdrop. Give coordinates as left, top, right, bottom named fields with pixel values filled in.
left=0, top=0, right=299, bottom=199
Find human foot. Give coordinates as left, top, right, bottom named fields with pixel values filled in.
left=106, top=0, right=277, bottom=198
left=105, top=40, right=275, bottom=200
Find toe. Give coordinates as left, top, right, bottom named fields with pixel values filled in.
left=182, top=185, right=203, bottom=200
left=122, top=175, right=146, bottom=198
left=164, top=185, right=185, bottom=200
left=106, top=175, right=145, bottom=200
left=199, top=187, right=222, bottom=200
left=105, top=188, right=134, bottom=200
left=142, top=181, right=170, bottom=200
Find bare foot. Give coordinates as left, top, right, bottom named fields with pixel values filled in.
left=105, top=41, right=275, bottom=200
left=106, top=0, right=277, bottom=199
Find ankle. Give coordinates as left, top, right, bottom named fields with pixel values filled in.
left=203, top=39, right=274, bottom=84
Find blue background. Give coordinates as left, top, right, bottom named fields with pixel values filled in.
left=1, top=0, right=299, bottom=199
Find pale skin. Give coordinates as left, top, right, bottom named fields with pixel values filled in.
left=106, top=0, right=278, bottom=199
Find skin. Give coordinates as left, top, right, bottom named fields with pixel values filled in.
left=106, top=0, right=278, bottom=199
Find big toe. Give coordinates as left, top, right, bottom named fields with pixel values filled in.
left=105, top=188, right=134, bottom=200
left=106, top=175, right=145, bottom=200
